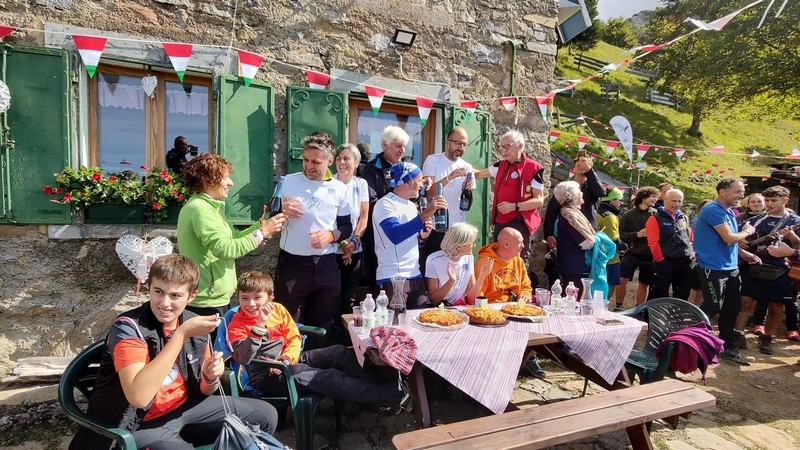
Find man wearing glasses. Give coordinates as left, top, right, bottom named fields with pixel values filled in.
left=474, top=130, right=544, bottom=262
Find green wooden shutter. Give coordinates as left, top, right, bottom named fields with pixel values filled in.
left=1, top=46, right=72, bottom=224
left=216, top=75, right=274, bottom=225
left=447, top=107, right=492, bottom=247
left=285, top=86, right=347, bottom=174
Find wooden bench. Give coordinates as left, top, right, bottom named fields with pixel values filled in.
left=392, top=379, right=714, bottom=450
left=625, top=66, right=659, bottom=83
left=574, top=53, right=610, bottom=73
left=645, top=87, right=681, bottom=109
left=601, top=82, right=620, bottom=101
left=551, top=108, right=585, bottom=127
left=554, top=79, right=575, bottom=99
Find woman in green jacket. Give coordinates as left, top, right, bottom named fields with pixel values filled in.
left=178, top=154, right=285, bottom=324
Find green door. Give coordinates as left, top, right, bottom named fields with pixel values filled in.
left=1, top=46, right=72, bottom=224
left=448, top=107, right=492, bottom=247
left=285, top=86, right=347, bottom=174
left=216, top=75, right=274, bottom=225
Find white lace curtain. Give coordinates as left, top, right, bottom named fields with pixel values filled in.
left=98, top=76, right=208, bottom=116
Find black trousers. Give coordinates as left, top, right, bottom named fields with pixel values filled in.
left=697, top=266, right=741, bottom=350
left=250, top=345, right=400, bottom=407
left=274, top=251, right=340, bottom=348
left=648, top=259, right=693, bottom=301
left=132, top=395, right=278, bottom=450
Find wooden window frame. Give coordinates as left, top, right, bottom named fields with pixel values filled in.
left=347, top=98, right=437, bottom=163
left=88, top=65, right=213, bottom=170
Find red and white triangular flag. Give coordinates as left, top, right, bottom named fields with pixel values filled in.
left=499, top=96, right=516, bottom=111
left=636, top=144, right=650, bottom=160
left=305, top=70, right=330, bottom=90
left=459, top=100, right=477, bottom=118
left=0, top=26, right=15, bottom=40
left=534, top=96, right=549, bottom=122
left=786, top=146, right=800, bottom=160
left=237, top=49, right=264, bottom=87
left=749, top=150, right=762, bottom=158
left=554, top=158, right=564, bottom=167
left=568, top=169, right=575, bottom=179
left=416, top=97, right=434, bottom=127
left=709, top=145, right=725, bottom=153
left=364, top=86, right=385, bottom=116
left=162, top=43, right=192, bottom=83
left=72, top=35, right=107, bottom=78
left=549, top=131, right=561, bottom=143
left=602, top=158, right=610, bottom=166
left=628, top=43, right=665, bottom=54
left=605, top=140, right=618, bottom=156
left=672, top=148, right=686, bottom=160
left=577, top=135, right=590, bottom=150
left=761, top=176, right=770, bottom=181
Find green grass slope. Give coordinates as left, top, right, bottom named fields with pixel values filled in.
left=550, top=41, right=800, bottom=203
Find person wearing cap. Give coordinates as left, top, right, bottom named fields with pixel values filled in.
left=596, top=187, right=628, bottom=306
left=274, top=132, right=352, bottom=346
left=645, top=188, right=695, bottom=300
left=373, top=162, right=447, bottom=308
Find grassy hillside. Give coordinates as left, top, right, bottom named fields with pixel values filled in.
left=550, top=41, right=800, bottom=203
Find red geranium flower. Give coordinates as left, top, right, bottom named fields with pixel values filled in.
left=159, top=170, right=169, bottom=179
left=43, top=186, right=54, bottom=195
left=55, top=188, right=63, bottom=194
left=171, top=189, right=179, bottom=197
left=92, top=172, right=102, bottom=182
left=108, top=175, right=117, bottom=182
left=153, top=202, right=162, bottom=210
left=165, top=176, right=173, bottom=184
left=63, top=193, right=72, bottom=202
left=81, top=191, right=87, bottom=197
left=178, top=194, right=184, bottom=200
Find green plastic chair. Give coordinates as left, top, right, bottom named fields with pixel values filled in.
left=620, top=297, right=710, bottom=384
left=58, top=339, right=229, bottom=450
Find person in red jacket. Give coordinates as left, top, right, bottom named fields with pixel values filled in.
left=646, top=189, right=694, bottom=300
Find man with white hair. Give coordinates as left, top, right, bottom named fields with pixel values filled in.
left=361, top=126, right=411, bottom=291
left=475, top=130, right=544, bottom=262
left=373, top=162, right=447, bottom=308
left=645, top=188, right=694, bottom=300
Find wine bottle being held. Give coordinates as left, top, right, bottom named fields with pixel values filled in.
left=434, top=183, right=449, bottom=232
left=417, top=180, right=429, bottom=212
left=269, top=175, right=284, bottom=216
left=459, top=172, right=473, bottom=211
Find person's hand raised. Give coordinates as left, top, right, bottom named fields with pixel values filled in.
left=178, top=314, right=220, bottom=339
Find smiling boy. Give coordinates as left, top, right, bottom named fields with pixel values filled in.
left=70, top=255, right=277, bottom=450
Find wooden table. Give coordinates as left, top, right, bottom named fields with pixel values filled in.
left=341, top=314, right=646, bottom=429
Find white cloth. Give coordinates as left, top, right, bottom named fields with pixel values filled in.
left=335, top=176, right=368, bottom=255
left=425, top=251, right=474, bottom=305
left=488, top=165, right=544, bottom=190
left=422, top=153, right=474, bottom=224
left=279, top=173, right=351, bottom=256
left=373, top=192, right=422, bottom=282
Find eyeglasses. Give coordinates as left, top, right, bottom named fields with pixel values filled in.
left=448, top=140, right=468, bottom=147
left=500, top=143, right=516, bottom=150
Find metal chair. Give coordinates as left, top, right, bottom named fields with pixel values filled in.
left=620, top=297, right=710, bottom=384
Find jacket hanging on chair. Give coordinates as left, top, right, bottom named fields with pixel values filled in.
left=655, top=321, right=724, bottom=381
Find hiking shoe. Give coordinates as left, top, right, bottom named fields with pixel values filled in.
left=718, top=349, right=755, bottom=365
left=732, top=331, right=748, bottom=350
left=787, top=331, right=800, bottom=341
left=526, top=357, right=547, bottom=380
left=758, top=335, right=774, bottom=355
left=753, top=325, right=765, bottom=336
left=614, top=303, right=625, bottom=312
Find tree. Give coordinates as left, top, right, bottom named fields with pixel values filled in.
left=600, top=17, right=637, bottom=49
left=563, top=0, right=601, bottom=54
left=643, top=0, right=800, bottom=136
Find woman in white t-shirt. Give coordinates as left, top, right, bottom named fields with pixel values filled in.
left=334, top=143, right=370, bottom=317
left=425, top=223, right=492, bottom=306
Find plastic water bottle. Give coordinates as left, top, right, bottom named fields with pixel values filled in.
left=564, top=282, right=578, bottom=315
left=362, top=294, right=376, bottom=331
left=375, top=290, right=389, bottom=326
left=550, top=280, right=563, bottom=312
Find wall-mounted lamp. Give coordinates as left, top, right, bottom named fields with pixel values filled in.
left=390, top=28, right=417, bottom=50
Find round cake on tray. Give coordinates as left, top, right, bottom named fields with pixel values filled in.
left=418, top=309, right=465, bottom=327
left=501, top=303, right=545, bottom=317
left=464, top=307, right=506, bottom=325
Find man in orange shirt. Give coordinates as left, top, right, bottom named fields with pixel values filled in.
left=475, top=227, right=532, bottom=303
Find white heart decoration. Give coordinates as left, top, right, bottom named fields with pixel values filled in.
left=0, top=80, right=10, bottom=113
left=115, top=235, right=174, bottom=286
left=141, top=75, right=157, bottom=99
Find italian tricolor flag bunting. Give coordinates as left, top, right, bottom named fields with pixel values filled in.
left=749, top=150, right=762, bottom=158
left=306, top=70, right=330, bottom=90
left=787, top=146, right=800, bottom=160
left=72, top=35, right=107, bottom=78
left=534, top=96, right=549, bottom=122
left=636, top=144, right=650, bottom=160
left=162, top=43, right=193, bottom=83
left=709, top=145, right=725, bottom=153
left=236, top=49, right=264, bottom=87
left=416, top=97, right=434, bottom=127
left=0, top=26, right=14, bottom=39
left=548, top=130, right=561, bottom=143
left=459, top=100, right=477, bottom=118
left=577, top=135, right=589, bottom=150
left=672, top=148, right=686, bottom=160
left=500, top=96, right=516, bottom=111
left=605, top=140, right=618, bottom=156
left=365, top=86, right=385, bottom=116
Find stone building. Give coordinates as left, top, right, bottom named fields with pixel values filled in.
left=0, top=0, right=560, bottom=372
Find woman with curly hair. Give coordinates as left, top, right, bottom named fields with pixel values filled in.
left=178, top=153, right=285, bottom=333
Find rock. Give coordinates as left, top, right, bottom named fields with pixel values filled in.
left=368, top=33, right=391, bottom=52
left=202, top=4, right=232, bottom=19
left=126, top=4, right=160, bottom=25
left=153, top=0, right=193, bottom=6
left=35, top=0, right=72, bottom=10
left=542, top=385, right=571, bottom=402
left=732, top=419, right=797, bottom=448
left=174, top=9, right=190, bottom=27
left=470, top=43, right=500, bottom=64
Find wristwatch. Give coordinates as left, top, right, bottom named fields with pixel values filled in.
left=515, top=202, right=520, bottom=212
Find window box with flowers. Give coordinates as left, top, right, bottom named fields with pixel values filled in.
left=43, top=166, right=188, bottom=225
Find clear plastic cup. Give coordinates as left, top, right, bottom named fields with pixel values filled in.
left=352, top=306, right=363, bottom=328
left=398, top=312, right=411, bottom=329
left=387, top=310, right=395, bottom=327
left=535, top=289, right=551, bottom=307
left=591, top=299, right=606, bottom=318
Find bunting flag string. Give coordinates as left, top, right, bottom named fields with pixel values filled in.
left=416, top=97, right=434, bottom=127
left=72, top=34, right=107, bottom=78
left=305, top=70, right=330, bottom=90
left=500, top=96, right=517, bottom=111
left=365, top=85, right=385, bottom=116
left=162, top=43, right=193, bottom=83
left=0, top=26, right=14, bottom=39
left=459, top=100, right=477, bottom=118
left=236, top=49, right=263, bottom=87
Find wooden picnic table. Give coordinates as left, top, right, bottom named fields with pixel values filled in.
left=342, top=311, right=647, bottom=429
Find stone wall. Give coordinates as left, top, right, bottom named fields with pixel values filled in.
left=0, top=0, right=558, bottom=372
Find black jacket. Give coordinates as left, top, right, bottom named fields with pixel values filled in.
left=360, top=153, right=393, bottom=245
left=619, top=206, right=656, bottom=257
left=651, top=207, right=693, bottom=261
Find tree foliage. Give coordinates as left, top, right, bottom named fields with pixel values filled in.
left=600, top=17, right=638, bottom=49
left=563, top=0, right=601, bottom=53
left=643, top=0, right=800, bottom=135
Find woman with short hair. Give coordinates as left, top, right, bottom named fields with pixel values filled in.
left=425, top=223, right=491, bottom=306
left=554, top=180, right=596, bottom=297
